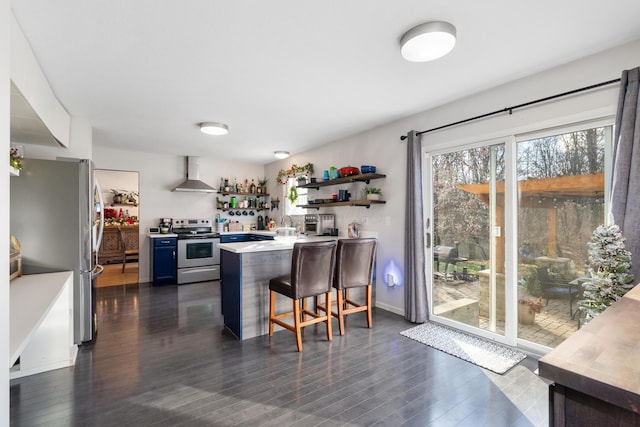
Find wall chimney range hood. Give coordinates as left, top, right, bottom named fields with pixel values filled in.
left=171, top=156, right=217, bottom=193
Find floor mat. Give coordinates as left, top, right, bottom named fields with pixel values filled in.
left=400, top=322, right=526, bottom=374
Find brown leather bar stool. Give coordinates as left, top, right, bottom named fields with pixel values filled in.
left=320, top=238, right=377, bottom=335
left=268, top=240, right=337, bottom=352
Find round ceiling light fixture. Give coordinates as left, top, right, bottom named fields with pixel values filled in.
left=199, top=122, right=229, bottom=136
left=274, top=151, right=290, bottom=159
left=400, top=21, right=456, bottom=62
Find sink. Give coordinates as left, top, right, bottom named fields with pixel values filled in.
left=274, top=227, right=297, bottom=240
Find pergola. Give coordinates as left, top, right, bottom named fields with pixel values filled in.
left=458, top=173, right=604, bottom=272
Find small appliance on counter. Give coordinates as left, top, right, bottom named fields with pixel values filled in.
left=304, top=214, right=335, bottom=235
left=159, top=218, right=173, bottom=234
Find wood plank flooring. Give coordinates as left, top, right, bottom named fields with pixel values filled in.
left=10, top=281, right=548, bottom=426
left=95, top=262, right=139, bottom=288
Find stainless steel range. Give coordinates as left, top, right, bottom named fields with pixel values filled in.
left=173, top=218, right=220, bottom=284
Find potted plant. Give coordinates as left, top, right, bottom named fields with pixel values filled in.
left=257, top=177, right=268, bottom=194
left=10, top=146, right=24, bottom=171
left=577, top=224, right=634, bottom=324
left=364, top=187, right=383, bottom=200
left=518, top=298, right=543, bottom=325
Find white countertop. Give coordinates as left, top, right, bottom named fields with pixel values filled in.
left=148, top=233, right=178, bottom=238
left=220, top=230, right=276, bottom=237
left=219, top=236, right=336, bottom=254
left=10, top=271, right=73, bottom=366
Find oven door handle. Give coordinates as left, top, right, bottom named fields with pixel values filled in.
left=180, top=266, right=219, bottom=274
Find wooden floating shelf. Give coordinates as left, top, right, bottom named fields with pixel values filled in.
left=298, top=200, right=386, bottom=209
left=297, top=173, right=386, bottom=189
left=220, top=192, right=269, bottom=197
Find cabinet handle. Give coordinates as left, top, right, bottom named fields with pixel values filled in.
left=173, top=250, right=176, bottom=259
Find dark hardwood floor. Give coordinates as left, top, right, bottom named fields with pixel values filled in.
left=10, top=281, right=548, bottom=426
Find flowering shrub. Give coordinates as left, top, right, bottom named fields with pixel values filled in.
left=577, top=224, right=634, bottom=319
left=518, top=298, right=543, bottom=314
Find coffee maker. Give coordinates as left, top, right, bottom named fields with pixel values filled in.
left=159, top=218, right=173, bottom=234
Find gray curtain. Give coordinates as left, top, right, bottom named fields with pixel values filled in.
left=612, top=67, right=640, bottom=281
left=404, top=130, right=428, bottom=323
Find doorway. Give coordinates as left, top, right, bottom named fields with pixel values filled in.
left=95, top=169, right=140, bottom=287
left=424, top=120, right=612, bottom=352
left=427, top=142, right=508, bottom=343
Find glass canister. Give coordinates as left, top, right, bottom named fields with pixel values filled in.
left=230, top=196, right=237, bottom=208
left=348, top=221, right=360, bottom=238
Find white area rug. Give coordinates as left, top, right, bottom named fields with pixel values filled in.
left=400, top=322, right=526, bottom=374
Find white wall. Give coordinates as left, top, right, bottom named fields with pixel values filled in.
left=95, top=169, right=139, bottom=219
left=265, top=38, right=640, bottom=316
left=10, top=13, right=70, bottom=147
left=92, top=146, right=266, bottom=283
left=1, top=0, right=10, bottom=424
left=18, top=115, right=92, bottom=161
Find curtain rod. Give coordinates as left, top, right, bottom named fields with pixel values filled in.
left=399, top=77, right=622, bottom=141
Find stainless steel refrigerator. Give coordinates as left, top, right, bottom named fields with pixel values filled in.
left=10, top=158, right=104, bottom=344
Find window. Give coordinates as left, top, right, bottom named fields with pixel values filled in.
left=283, top=177, right=308, bottom=216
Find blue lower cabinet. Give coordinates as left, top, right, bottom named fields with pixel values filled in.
left=250, top=234, right=274, bottom=241
left=151, top=237, right=177, bottom=285
left=220, top=234, right=249, bottom=243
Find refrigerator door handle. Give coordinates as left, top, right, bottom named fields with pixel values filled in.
left=94, top=177, right=105, bottom=260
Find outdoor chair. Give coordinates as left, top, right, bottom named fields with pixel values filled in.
left=536, top=266, right=580, bottom=317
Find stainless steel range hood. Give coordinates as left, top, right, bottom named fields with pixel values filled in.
left=171, top=156, right=217, bottom=193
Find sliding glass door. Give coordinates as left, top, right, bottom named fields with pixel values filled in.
left=424, top=120, right=612, bottom=351
left=428, top=143, right=507, bottom=340
left=515, top=124, right=610, bottom=349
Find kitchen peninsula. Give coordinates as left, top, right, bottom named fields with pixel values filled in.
left=219, top=236, right=336, bottom=340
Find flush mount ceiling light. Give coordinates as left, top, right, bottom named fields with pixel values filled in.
left=274, top=151, right=290, bottom=159
left=400, top=21, right=456, bottom=62
left=199, top=122, right=229, bottom=136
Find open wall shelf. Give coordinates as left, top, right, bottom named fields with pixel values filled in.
left=297, top=173, right=386, bottom=190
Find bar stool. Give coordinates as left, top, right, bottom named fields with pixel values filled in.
left=268, top=240, right=337, bottom=352
left=321, top=238, right=377, bottom=335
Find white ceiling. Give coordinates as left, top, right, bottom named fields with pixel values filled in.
left=10, top=1, right=640, bottom=164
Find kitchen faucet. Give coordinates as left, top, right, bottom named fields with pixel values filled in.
left=281, top=215, right=293, bottom=227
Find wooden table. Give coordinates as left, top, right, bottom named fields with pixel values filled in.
left=538, top=284, right=640, bottom=426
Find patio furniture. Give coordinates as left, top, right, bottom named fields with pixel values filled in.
left=537, top=266, right=579, bottom=317
left=434, top=245, right=468, bottom=280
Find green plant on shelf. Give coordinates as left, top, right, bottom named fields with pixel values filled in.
left=10, top=147, right=23, bottom=170
left=363, top=187, right=382, bottom=195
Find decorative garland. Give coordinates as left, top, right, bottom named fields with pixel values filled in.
left=277, top=162, right=314, bottom=185
left=288, top=186, right=298, bottom=204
